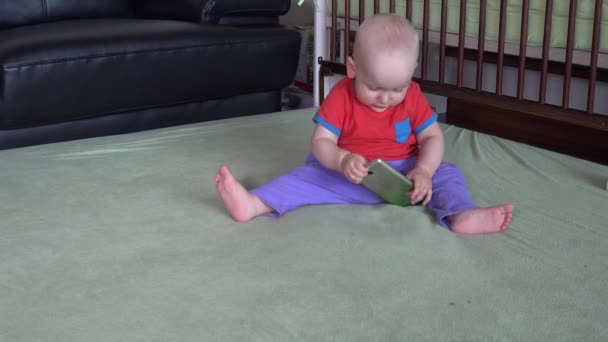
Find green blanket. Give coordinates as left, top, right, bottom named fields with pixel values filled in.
left=2, top=108, right=608, bottom=341
left=331, top=0, right=608, bottom=52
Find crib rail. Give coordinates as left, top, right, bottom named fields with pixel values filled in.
left=316, top=0, right=608, bottom=164
left=317, top=0, right=608, bottom=117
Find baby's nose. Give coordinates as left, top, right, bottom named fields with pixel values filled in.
left=377, top=92, right=390, bottom=104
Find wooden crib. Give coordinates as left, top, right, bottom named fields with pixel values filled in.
left=314, top=0, right=608, bottom=165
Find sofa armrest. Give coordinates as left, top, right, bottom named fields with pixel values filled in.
left=136, top=0, right=291, bottom=25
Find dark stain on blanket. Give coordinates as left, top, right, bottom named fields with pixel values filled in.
left=449, top=300, right=471, bottom=306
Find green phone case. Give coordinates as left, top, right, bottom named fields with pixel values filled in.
left=361, top=159, right=414, bottom=207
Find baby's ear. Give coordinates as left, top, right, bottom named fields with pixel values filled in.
left=346, top=56, right=356, bottom=79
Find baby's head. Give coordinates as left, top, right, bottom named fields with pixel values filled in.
left=347, top=15, right=419, bottom=112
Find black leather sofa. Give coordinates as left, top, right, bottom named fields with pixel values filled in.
left=0, top=0, right=301, bottom=149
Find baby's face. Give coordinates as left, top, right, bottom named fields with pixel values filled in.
left=353, top=52, right=415, bottom=112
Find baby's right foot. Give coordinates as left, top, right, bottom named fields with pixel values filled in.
left=450, top=204, right=513, bottom=234
left=215, top=165, right=272, bottom=222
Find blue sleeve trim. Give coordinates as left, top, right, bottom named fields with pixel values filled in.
left=414, top=113, right=438, bottom=135
left=313, top=114, right=341, bottom=136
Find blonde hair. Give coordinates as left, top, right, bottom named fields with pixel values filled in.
left=353, top=15, right=419, bottom=69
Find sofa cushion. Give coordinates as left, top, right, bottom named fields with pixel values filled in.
left=201, top=0, right=290, bottom=24
left=0, top=1, right=44, bottom=29
left=0, top=19, right=300, bottom=129
left=0, top=0, right=132, bottom=29
left=46, top=0, right=133, bottom=21
left=136, top=0, right=291, bottom=24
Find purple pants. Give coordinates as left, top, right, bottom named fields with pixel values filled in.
left=251, top=154, right=476, bottom=229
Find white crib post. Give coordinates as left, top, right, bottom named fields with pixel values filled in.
left=314, top=0, right=327, bottom=107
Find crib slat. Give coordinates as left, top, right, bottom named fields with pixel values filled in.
left=517, top=0, right=530, bottom=99
left=476, top=0, right=486, bottom=91
left=439, top=0, right=448, bottom=83
left=457, top=0, right=466, bottom=87
left=359, top=0, right=365, bottom=21
left=540, top=0, right=553, bottom=104
left=422, top=0, right=430, bottom=80
left=587, top=0, right=603, bottom=113
left=496, top=0, right=507, bottom=95
left=374, top=0, right=380, bottom=14
left=406, top=0, right=413, bottom=21
left=345, top=0, right=351, bottom=59
left=390, top=0, right=396, bottom=13
left=331, top=0, right=338, bottom=62
left=563, top=0, right=577, bottom=109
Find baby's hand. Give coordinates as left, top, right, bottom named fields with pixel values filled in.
left=406, top=167, right=433, bottom=206
left=341, top=153, right=368, bottom=184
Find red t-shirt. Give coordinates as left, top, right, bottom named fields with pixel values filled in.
left=314, top=78, right=437, bottom=161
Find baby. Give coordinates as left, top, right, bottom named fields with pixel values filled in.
left=215, top=14, right=513, bottom=234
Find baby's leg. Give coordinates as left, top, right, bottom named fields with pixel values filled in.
left=215, top=165, right=274, bottom=222
left=216, top=155, right=383, bottom=222
left=426, top=163, right=513, bottom=234
left=251, top=156, right=383, bottom=216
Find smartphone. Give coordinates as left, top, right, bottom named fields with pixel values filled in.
left=361, top=158, right=414, bottom=207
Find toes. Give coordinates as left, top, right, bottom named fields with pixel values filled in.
left=497, top=204, right=514, bottom=230
left=215, top=171, right=225, bottom=186
left=215, top=165, right=235, bottom=186
left=501, top=213, right=513, bottom=230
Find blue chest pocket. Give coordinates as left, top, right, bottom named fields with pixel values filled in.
left=394, top=118, right=412, bottom=143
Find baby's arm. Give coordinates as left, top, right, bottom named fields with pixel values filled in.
left=415, top=122, right=444, bottom=175
left=311, top=124, right=367, bottom=183
left=407, top=122, right=444, bottom=205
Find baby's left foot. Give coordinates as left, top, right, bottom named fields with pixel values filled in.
left=215, top=165, right=272, bottom=222
left=450, top=204, right=513, bottom=234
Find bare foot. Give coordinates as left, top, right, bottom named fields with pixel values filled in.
left=450, top=204, right=513, bottom=234
left=215, top=165, right=273, bottom=222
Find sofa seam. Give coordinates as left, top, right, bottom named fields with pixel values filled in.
left=41, top=0, right=48, bottom=22
left=198, top=0, right=206, bottom=21
left=202, top=0, right=216, bottom=22
left=3, top=36, right=297, bottom=69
